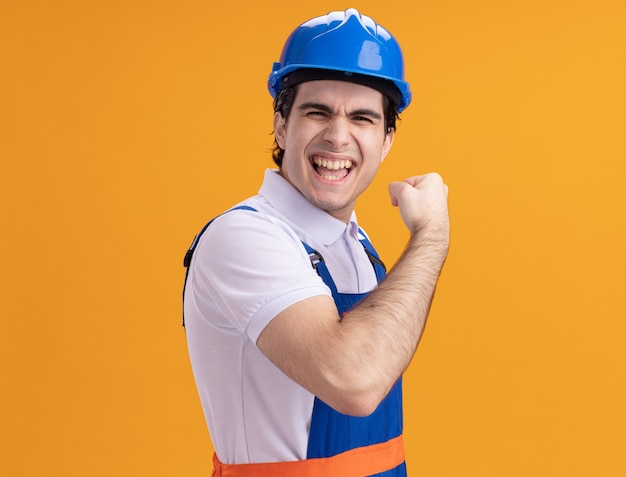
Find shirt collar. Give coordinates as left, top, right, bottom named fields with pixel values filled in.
left=258, top=169, right=358, bottom=246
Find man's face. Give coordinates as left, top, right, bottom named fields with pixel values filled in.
left=274, top=80, right=394, bottom=223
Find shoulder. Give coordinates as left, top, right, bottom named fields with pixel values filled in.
left=190, top=205, right=316, bottom=283
left=200, top=206, right=305, bottom=256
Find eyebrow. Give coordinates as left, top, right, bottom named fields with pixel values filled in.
left=298, top=102, right=382, bottom=120
left=298, top=102, right=333, bottom=113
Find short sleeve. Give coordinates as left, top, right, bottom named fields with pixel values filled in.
left=188, top=209, right=331, bottom=343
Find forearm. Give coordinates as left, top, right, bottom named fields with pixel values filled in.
left=366, top=222, right=449, bottom=339
left=331, top=224, right=449, bottom=412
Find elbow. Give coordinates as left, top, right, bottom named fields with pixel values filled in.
left=335, top=394, right=382, bottom=417
left=324, top=376, right=389, bottom=417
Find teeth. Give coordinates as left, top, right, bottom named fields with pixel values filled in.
left=313, top=157, right=353, bottom=170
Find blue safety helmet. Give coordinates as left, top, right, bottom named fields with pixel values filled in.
left=268, top=8, right=412, bottom=112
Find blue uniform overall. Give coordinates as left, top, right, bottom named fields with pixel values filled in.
left=183, top=207, right=406, bottom=477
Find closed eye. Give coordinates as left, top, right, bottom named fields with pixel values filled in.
left=299, top=102, right=333, bottom=118
left=350, top=108, right=381, bottom=124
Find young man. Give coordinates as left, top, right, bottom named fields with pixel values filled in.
left=183, top=8, right=449, bottom=476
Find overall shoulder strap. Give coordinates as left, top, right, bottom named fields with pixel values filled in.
left=301, top=229, right=387, bottom=307
left=357, top=227, right=387, bottom=282
left=181, top=205, right=257, bottom=326
left=300, top=242, right=339, bottom=297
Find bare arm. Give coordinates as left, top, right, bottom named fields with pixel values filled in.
left=257, top=173, right=450, bottom=416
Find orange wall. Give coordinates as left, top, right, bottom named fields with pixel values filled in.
left=2, top=1, right=625, bottom=475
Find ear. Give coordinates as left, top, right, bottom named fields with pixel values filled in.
left=380, top=129, right=395, bottom=162
left=273, top=112, right=287, bottom=150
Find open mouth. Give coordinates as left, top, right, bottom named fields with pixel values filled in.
left=312, top=156, right=354, bottom=182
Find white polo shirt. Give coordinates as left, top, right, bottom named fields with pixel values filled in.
left=184, top=169, right=379, bottom=464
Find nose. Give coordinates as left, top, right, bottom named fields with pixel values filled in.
left=321, top=117, right=351, bottom=149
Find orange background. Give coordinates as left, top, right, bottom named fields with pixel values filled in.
left=2, top=1, right=625, bottom=475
